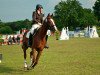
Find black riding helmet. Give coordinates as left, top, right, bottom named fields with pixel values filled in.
left=36, top=4, right=43, bottom=10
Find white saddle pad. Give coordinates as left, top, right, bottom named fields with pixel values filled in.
left=26, top=31, right=30, bottom=38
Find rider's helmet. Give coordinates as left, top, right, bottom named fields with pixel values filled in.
left=36, top=4, right=43, bottom=10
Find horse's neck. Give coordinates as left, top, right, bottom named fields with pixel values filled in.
left=38, top=23, right=48, bottom=39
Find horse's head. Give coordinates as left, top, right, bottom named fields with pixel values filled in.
left=45, top=13, right=57, bottom=32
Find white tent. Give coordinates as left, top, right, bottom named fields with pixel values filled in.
left=85, top=26, right=99, bottom=38
left=60, top=27, right=69, bottom=40
left=89, top=26, right=99, bottom=38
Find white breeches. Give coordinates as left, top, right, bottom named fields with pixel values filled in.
left=30, top=24, right=41, bottom=34
left=26, top=23, right=42, bottom=38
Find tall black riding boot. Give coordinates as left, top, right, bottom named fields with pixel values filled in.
left=44, top=35, right=49, bottom=49
left=28, top=33, right=32, bottom=47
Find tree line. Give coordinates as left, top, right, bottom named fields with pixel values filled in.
left=0, top=0, right=100, bottom=34
left=0, top=19, right=31, bottom=34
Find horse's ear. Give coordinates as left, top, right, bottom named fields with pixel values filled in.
left=47, top=13, right=51, bottom=18
left=47, top=13, right=50, bottom=17
left=51, top=13, right=53, bottom=17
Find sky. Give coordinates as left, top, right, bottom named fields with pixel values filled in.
left=0, top=0, right=96, bottom=22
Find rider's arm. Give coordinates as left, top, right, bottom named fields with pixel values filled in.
left=32, top=12, right=38, bottom=23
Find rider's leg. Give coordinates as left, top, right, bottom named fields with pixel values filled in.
left=44, top=35, right=49, bottom=48
left=28, top=27, right=35, bottom=46
left=28, top=24, right=41, bottom=46
left=45, top=35, right=48, bottom=42
left=28, top=33, right=33, bottom=46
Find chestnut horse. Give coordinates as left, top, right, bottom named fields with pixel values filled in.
left=22, top=14, right=57, bottom=69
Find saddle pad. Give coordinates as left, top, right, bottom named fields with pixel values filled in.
left=26, top=31, right=30, bottom=38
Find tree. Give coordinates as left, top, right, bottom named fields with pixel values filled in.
left=0, top=26, right=13, bottom=34
left=0, top=19, right=1, bottom=23
left=23, top=19, right=32, bottom=29
left=93, top=0, right=100, bottom=21
left=80, top=8, right=98, bottom=28
left=54, top=0, right=83, bottom=30
left=54, top=0, right=98, bottom=30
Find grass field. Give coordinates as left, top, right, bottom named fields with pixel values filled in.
left=0, top=36, right=100, bottom=75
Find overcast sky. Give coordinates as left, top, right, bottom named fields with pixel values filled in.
left=0, top=0, right=96, bottom=22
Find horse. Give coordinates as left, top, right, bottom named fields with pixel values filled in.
left=22, top=13, right=57, bottom=70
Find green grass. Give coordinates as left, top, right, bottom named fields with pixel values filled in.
left=0, top=37, right=100, bottom=75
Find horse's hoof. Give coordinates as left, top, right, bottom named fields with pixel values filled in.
left=44, top=46, right=49, bottom=49
left=27, top=67, right=30, bottom=70
left=24, top=66, right=27, bottom=68
left=27, top=66, right=33, bottom=70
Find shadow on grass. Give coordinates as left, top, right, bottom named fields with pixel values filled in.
left=0, top=65, right=15, bottom=74
left=0, top=64, right=30, bottom=74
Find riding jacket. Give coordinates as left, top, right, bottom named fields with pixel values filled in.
left=32, top=11, right=44, bottom=25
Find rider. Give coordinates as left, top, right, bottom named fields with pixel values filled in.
left=27, top=4, right=44, bottom=46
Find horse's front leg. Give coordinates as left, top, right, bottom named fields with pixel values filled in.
left=29, top=49, right=37, bottom=68
left=23, top=48, right=28, bottom=68
left=29, top=51, right=33, bottom=67
left=32, top=50, right=42, bottom=68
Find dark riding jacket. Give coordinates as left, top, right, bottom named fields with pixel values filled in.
left=32, top=11, right=44, bottom=24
